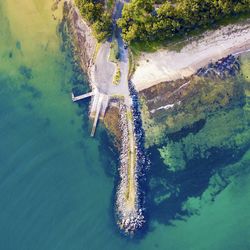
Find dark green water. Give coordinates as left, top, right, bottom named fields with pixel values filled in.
left=0, top=0, right=250, bottom=249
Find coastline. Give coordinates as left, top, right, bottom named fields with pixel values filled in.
left=1, top=0, right=250, bottom=248
left=63, top=0, right=147, bottom=235
left=62, top=0, right=97, bottom=87
left=132, top=19, right=250, bottom=91
left=62, top=0, right=249, bottom=236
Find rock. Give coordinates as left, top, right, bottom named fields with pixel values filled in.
left=62, top=1, right=97, bottom=83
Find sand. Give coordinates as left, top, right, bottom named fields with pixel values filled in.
left=132, top=20, right=250, bottom=91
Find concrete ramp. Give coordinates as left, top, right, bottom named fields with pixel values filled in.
left=90, top=94, right=104, bottom=137
left=100, top=95, right=109, bottom=119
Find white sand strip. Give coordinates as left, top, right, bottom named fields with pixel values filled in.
left=132, top=20, right=250, bottom=91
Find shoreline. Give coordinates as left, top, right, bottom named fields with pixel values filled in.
left=63, top=0, right=250, bottom=236
left=62, top=0, right=97, bottom=88
left=64, top=0, right=147, bottom=235
left=132, top=20, right=250, bottom=91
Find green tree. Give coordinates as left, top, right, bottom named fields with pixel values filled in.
left=75, top=0, right=112, bottom=41
left=118, top=0, right=250, bottom=44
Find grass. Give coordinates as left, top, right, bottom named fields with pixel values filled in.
left=130, top=40, right=162, bottom=55
left=107, top=0, right=115, bottom=12
left=110, top=38, right=121, bottom=85
left=126, top=109, right=133, bottom=120
left=217, top=11, right=250, bottom=27
left=125, top=109, right=137, bottom=208
left=128, top=48, right=136, bottom=79
left=93, top=42, right=101, bottom=62
left=113, top=65, right=121, bottom=85
left=126, top=149, right=136, bottom=207
left=109, top=40, right=119, bottom=63
left=110, top=94, right=125, bottom=100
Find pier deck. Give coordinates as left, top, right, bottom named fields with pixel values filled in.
left=72, top=91, right=94, bottom=102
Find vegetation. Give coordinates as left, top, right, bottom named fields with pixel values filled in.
left=75, top=0, right=250, bottom=48
left=109, top=39, right=121, bottom=85
left=128, top=48, right=136, bottom=78
left=118, top=0, right=250, bottom=45
left=113, top=65, right=121, bottom=85
left=109, top=40, right=120, bottom=63
left=107, top=0, right=115, bottom=9
left=126, top=109, right=137, bottom=207
left=93, top=42, right=101, bottom=61
left=75, top=0, right=113, bottom=41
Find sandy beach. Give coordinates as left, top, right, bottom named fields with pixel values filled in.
left=132, top=20, right=250, bottom=91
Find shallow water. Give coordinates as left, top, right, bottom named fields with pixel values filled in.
left=0, top=1, right=250, bottom=249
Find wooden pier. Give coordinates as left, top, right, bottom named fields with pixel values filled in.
left=72, top=89, right=109, bottom=137
left=72, top=91, right=94, bottom=102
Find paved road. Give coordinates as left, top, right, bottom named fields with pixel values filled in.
left=93, top=42, right=116, bottom=94
left=93, top=0, right=131, bottom=105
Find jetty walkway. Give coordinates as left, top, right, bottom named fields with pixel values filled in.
left=72, top=91, right=94, bottom=101
left=72, top=0, right=130, bottom=136
left=72, top=88, right=109, bottom=136
left=72, top=0, right=146, bottom=235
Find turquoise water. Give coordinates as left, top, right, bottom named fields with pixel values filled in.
left=0, top=0, right=250, bottom=249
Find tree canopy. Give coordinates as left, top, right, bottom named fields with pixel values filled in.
left=75, top=0, right=112, bottom=41
left=118, top=0, right=250, bottom=43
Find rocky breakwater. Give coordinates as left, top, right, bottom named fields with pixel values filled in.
left=61, top=0, right=97, bottom=83
left=196, top=54, right=240, bottom=79
left=116, top=83, right=149, bottom=235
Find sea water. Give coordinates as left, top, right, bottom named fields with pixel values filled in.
left=0, top=0, right=249, bottom=249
